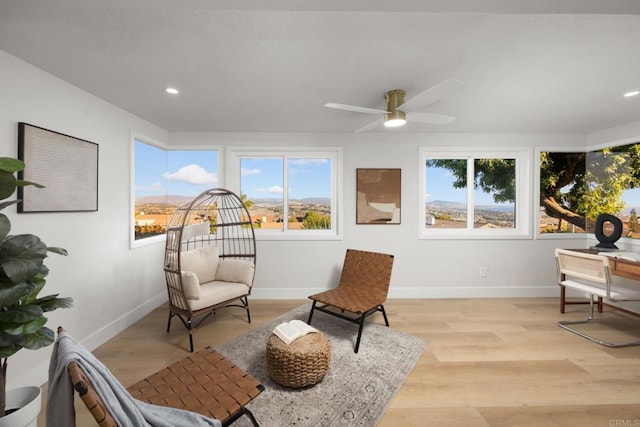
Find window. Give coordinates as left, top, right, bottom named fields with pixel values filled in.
left=227, top=147, right=341, bottom=240
left=132, top=136, right=218, bottom=246
left=419, top=147, right=531, bottom=239
left=538, top=143, right=640, bottom=239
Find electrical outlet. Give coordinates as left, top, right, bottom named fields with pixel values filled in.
left=480, top=267, right=487, bottom=278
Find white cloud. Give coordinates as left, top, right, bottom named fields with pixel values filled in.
left=163, top=164, right=217, bottom=185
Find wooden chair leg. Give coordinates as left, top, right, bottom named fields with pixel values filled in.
left=560, top=285, right=566, bottom=313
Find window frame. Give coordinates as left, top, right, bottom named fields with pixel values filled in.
left=418, top=146, right=532, bottom=240
left=226, top=146, right=342, bottom=241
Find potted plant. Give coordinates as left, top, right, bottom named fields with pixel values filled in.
left=0, top=157, right=72, bottom=425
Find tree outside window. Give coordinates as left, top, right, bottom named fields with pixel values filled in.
left=539, top=143, right=640, bottom=237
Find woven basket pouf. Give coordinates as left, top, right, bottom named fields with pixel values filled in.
left=266, top=332, right=331, bottom=388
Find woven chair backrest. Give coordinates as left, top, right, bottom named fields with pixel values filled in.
left=555, top=248, right=610, bottom=285
left=67, top=360, right=118, bottom=427
left=338, top=249, right=394, bottom=299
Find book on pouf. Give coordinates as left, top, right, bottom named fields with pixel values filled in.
left=272, top=320, right=318, bottom=345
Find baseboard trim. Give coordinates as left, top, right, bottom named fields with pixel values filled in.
left=26, top=291, right=167, bottom=389
left=251, top=286, right=560, bottom=300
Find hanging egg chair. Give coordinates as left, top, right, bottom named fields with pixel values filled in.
left=164, top=188, right=256, bottom=352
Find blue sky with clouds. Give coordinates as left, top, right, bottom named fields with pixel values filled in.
left=240, top=157, right=331, bottom=199
left=135, top=142, right=331, bottom=200
left=135, top=141, right=640, bottom=211
left=134, top=141, right=218, bottom=198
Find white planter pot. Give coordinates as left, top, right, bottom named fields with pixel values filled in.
left=0, top=386, right=42, bottom=427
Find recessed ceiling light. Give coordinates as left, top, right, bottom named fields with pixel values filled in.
left=624, top=90, right=639, bottom=97
left=165, top=87, right=179, bottom=95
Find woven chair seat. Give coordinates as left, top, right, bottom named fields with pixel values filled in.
left=128, top=346, right=264, bottom=425
left=266, top=332, right=331, bottom=388
left=310, top=288, right=385, bottom=314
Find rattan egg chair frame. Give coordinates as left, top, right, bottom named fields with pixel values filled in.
left=164, top=188, right=257, bottom=352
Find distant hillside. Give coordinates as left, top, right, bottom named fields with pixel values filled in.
left=135, top=195, right=194, bottom=205
left=136, top=195, right=331, bottom=206
left=427, top=200, right=514, bottom=213
left=251, top=197, right=331, bottom=206
left=426, top=200, right=466, bottom=210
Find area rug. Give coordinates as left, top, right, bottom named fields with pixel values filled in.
left=215, top=303, right=427, bottom=426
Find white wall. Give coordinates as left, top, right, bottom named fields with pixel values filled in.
left=3, top=48, right=640, bottom=391
left=170, top=132, right=586, bottom=299
left=0, top=51, right=170, bottom=389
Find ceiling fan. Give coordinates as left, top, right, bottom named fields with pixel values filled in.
left=324, top=78, right=464, bottom=133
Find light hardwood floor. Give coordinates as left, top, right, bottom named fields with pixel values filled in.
left=39, top=298, right=640, bottom=426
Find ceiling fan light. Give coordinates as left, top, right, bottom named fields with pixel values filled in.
left=384, top=110, right=406, bottom=127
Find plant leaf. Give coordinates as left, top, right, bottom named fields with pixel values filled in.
left=0, top=158, right=25, bottom=174
left=0, top=304, right=43, bottom=326
left=0, top=234, right=47, bottom=283
left=47, top=246, right=68, bottom=256
left=0, top=171, right=17, bottom=200
left=16, top=316, right=47, bottom=335
left=21, top=327, right=54, bottom=350
left=0, top=214, right=10, bottom=242
left=15, top=179, right=45, bottom=189
left=35, top=295, right=73, bottom=312
left=0, top=282, right=35, bottom=307
left=0, top=330, right=23, bottom=346
left=0, top=343, right=20, bottom=358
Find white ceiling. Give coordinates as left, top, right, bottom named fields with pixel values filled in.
left=1, top=0, right=640, bottom=134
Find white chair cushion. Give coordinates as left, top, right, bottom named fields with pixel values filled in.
left=180, top=245, right=219, bottom=284
left=561, top=279, right=640, bottom=300
left=181, top=221, right=210, bottom=241
left=187, top=281, right=250, bottom=311
left=180, top=271, right=201, bottom=300
left=215, top=259, right=255, bottom=287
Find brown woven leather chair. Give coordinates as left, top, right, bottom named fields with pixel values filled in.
left=307, top=249, right=394, bottom=353
left=62, top=328, right=264, bottom=426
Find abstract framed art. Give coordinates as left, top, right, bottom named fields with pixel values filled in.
left=356, top=168, right=401, bottom=224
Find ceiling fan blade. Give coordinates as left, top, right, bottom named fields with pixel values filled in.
left=324, top=103, right=388, bottom=115
left=399, top=78, right=465, bottom=111
left=355, top=118, right=384, bottom=133
left=407, top=112, right=456, bottom=125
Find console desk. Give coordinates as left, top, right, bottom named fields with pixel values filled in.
left=559, top=248, right=640, bottom=313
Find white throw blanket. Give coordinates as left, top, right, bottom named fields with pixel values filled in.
left=46, top=330, right=222, bottom=427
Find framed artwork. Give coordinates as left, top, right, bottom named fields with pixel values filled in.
left=356, top=168, right=401, bottom=224
left=17, top=122, right=99, bottom=212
